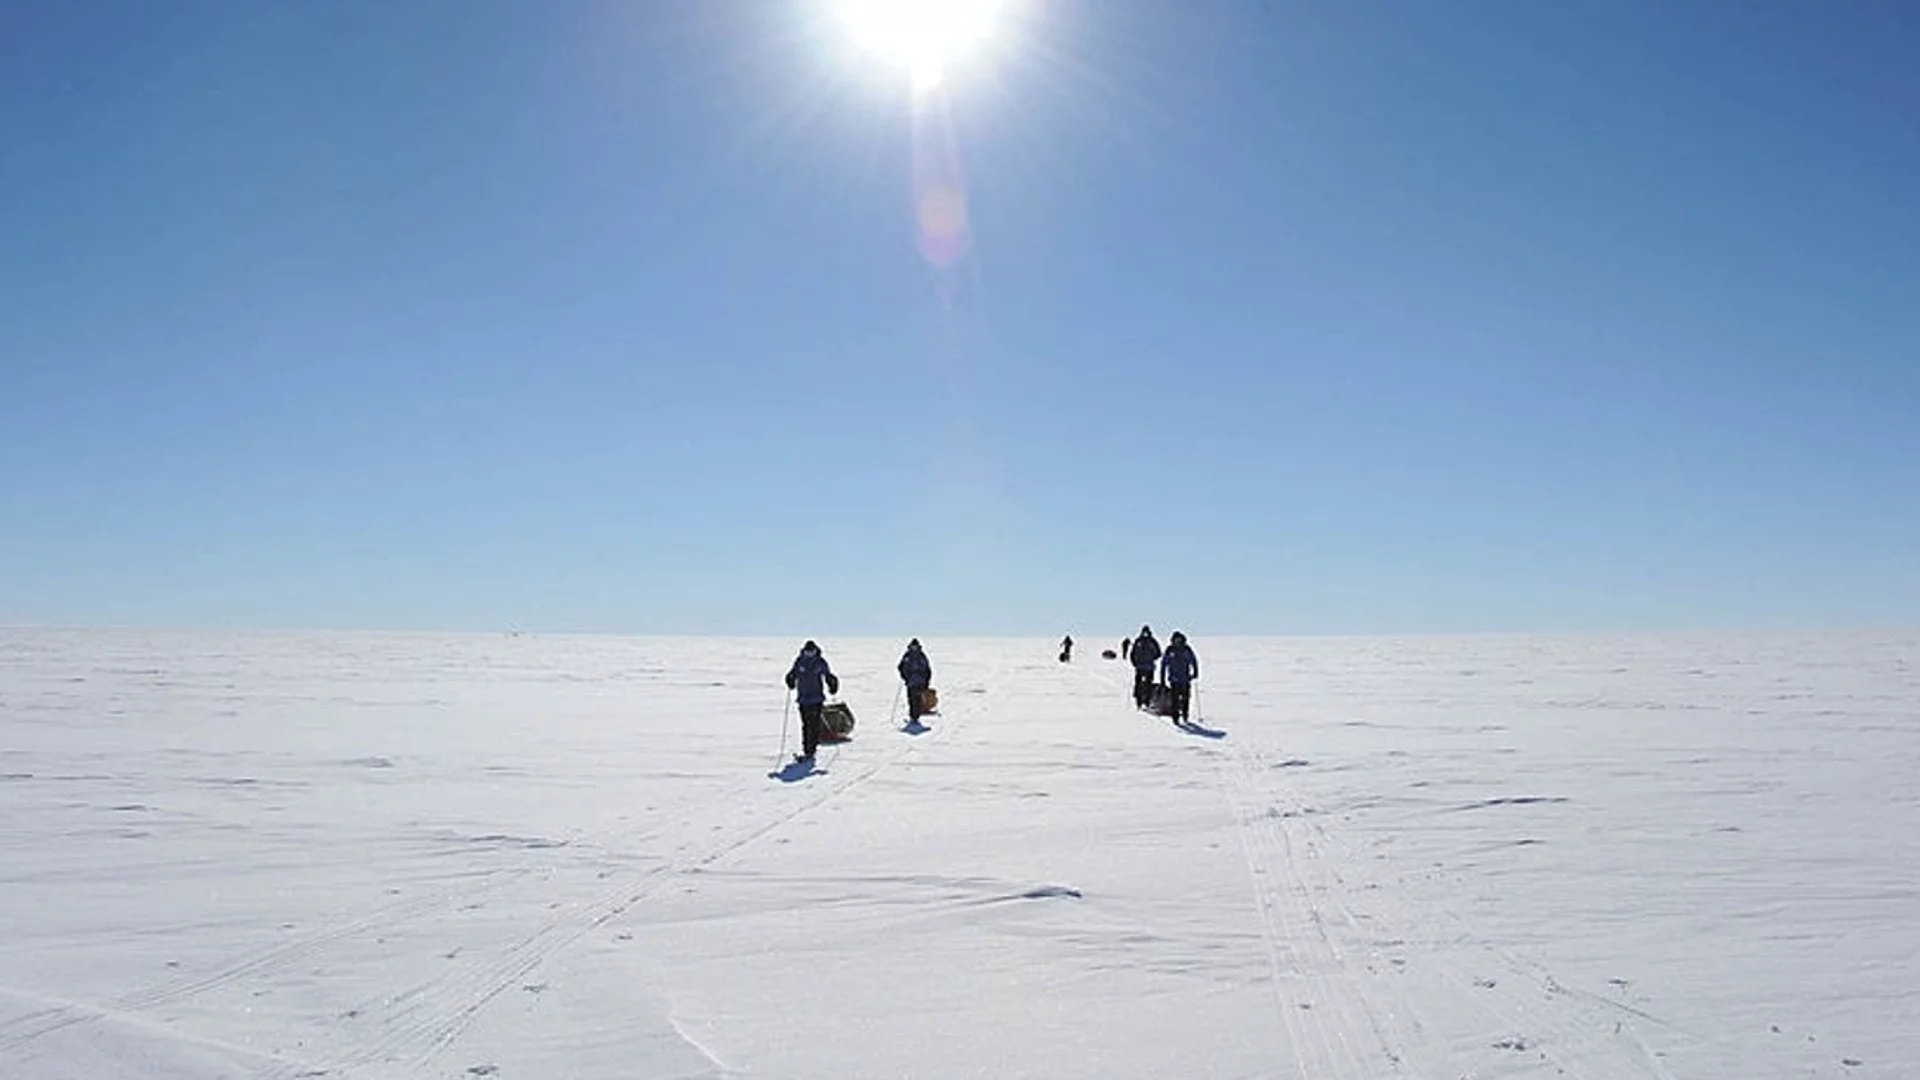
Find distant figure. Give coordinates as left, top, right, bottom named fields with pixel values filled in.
left=1059, top=635, right=1074, bottom=663
left=1160, top=631, right=1199, bottom=723
left=1128, top=626, right=1162, bottom=709
left=897, top=638, right=933, bottom=724
left=1120, top=637, right=1132, bottom=661
left=784, top=640, right=840, bottom=763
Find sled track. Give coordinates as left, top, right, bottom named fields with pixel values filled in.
left=1221, top=742, right=1416, bottom=1080
left=1232, top=740, right=1684, bottom=1079
left=285, top=680, right=984, bottom=1077
left=0, top=687, right=967, bottom=1062
left=0, top=863, right=555, bottom=1054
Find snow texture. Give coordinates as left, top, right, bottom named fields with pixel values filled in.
left=1, top=629, right=1915, bottom=1079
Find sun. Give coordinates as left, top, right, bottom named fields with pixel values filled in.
left=832, top=0, right=1008, bottom=91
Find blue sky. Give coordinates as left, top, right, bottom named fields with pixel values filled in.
left=2, top=0, right=1915, bottom=635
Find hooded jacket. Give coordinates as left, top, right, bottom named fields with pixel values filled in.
left=1129, top=634, right=1162, bottom=672
left=1161, top=640, right=1199, bottom=686
left=897, top=644, right=932, bottom=689
left=785, top=645, right=840, bottom=706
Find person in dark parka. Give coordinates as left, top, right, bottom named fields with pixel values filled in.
left=898, top=638, right=933, bottom=722
left=784, top=640, right=840, bottom=761
left=1160, top=630, right=1199, bottom=723
left=1128, top=626, right=1162, bottom=709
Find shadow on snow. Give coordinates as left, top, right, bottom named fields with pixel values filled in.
left=767, top=760, right=828, bottom=783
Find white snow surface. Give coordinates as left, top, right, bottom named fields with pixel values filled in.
left=1, top=629, right=1915, bottom=1080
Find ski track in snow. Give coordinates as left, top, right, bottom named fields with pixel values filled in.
left=291, top=663, right=988, bottom=1078
left=1222, top=743, right=1412, bottom=1079
left=1228, top=738, right=1682, bottom=1080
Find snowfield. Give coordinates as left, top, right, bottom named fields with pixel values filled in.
left=1, top=629, right=1914, bottom=1079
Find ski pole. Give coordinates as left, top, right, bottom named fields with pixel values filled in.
left=776, top=689, right=794, bottom=765
left=888, top=682, right=903, bottom=727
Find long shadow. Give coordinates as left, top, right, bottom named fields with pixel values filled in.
left=1175, top=719, right=1227, bottom=739
left=767, top=759, right=829, bottom=783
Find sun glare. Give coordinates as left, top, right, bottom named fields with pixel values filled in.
left=834, top=0, right=1007, bottom=91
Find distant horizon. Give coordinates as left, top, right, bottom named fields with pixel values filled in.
left=6, top=619, right=1915, bottom=641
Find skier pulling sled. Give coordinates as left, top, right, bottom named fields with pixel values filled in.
left=1159, top=631, right=1199, bottom=724
left=898, top=639, right=937, bottom=728
left=784, top=640, right=842, bottom=763
left=1129, top=627, right=1162, bottom=709
left=1138, top=631, right=1199, bottom=723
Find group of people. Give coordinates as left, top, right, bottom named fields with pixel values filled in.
left=782, top=628, right=1200, bottom=762
left=1120, top=626, right=1200, bottom=723
left=782, top=638, right=934, bottom=763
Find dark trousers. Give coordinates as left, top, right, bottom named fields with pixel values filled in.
left=1133, top=668, right=1156, bottom=707
left=905, top=685, right=926, bottom=720
left=1169, top=682, right=1192, bottom=722
left=799, top=703, right=825, bottom=757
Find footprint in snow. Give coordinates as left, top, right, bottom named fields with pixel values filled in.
left=467, top=1066, right=499, bottom=1077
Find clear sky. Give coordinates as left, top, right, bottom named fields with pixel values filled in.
left=3, top=0, right=1916, bottom=636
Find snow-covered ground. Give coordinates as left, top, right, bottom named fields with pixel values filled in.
left=1, top=629, right=1914, bottom=1080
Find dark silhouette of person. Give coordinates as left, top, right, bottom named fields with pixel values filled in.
left=1160, top=631, right=1199, bottom=723
left=898, top=638, right=933, bottom=722
left=784, top=640, right=840, bottom=762
left=1128, top=626, right=1161, bottom=709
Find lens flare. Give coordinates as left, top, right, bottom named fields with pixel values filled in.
left=916, top=184, right=969, bottom=267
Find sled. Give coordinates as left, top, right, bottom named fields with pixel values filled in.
left=1100, top=649, right=1117, bottom=660
left=821, top=701, right=856, bottom=742
left=1147, top=684, right=1177, bottom=717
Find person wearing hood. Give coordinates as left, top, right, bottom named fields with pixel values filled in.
left=784, top=640, right=840, bottom=762
left=897, top=638, right=933, bottom=723
left=1128, top=626, right=1162, bottom=709
left=1160, top=631, right=1199, bottom=723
